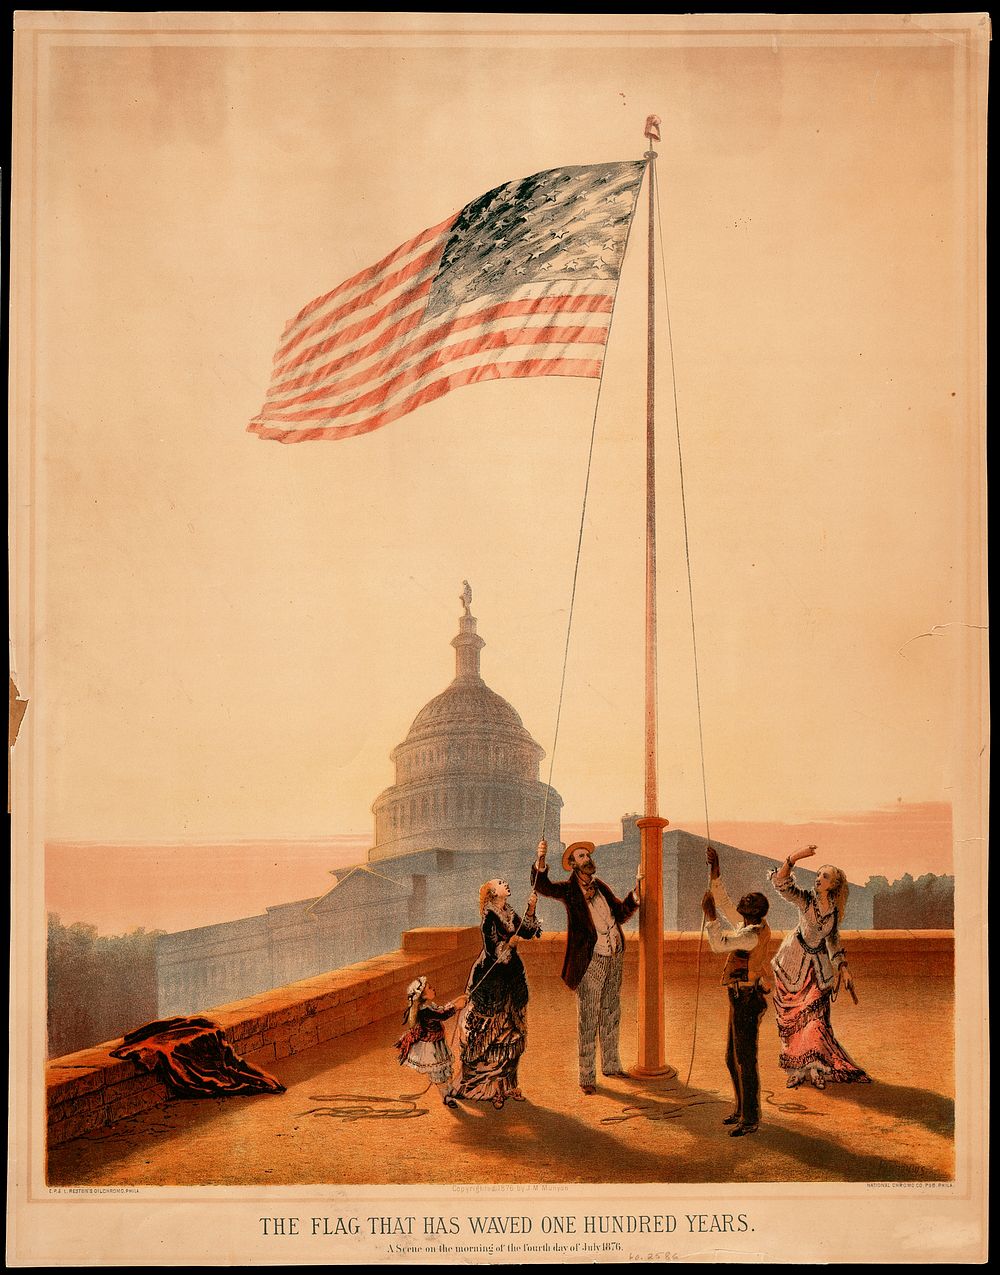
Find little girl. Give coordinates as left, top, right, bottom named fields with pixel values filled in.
left=395, top=975, right=468, bottom=1107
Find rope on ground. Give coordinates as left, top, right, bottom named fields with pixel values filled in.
left=294, top=1082, right=823, bottom=1125
left=297, top=1092, right=431, bottom=1121
left=601, top=1081, right=722, bottom=1127
left=762, top=1088, right=826, bottom=1117
left=602, top=1083, right=824, bottom=1127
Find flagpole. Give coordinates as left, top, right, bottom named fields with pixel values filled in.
left=635, top=115, right=669, bottom=1078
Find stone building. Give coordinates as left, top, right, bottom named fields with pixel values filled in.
left=153, top=818, right=877, bottom=1019
left=150, top=590, right=875, bottom=1020
left=369, top=598, right=562, bottom=860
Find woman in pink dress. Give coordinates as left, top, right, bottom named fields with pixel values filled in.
left=768, top=846, right=871, bottom=1089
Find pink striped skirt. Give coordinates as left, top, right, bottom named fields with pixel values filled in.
left=772, top=966, right=871, bottom=1088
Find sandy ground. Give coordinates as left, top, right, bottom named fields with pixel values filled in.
left=48, top=967, right=953, bottom=1187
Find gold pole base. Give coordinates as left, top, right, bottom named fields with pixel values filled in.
left=631, top=1063, right=674, bottom=1078
left=636, top=815, right=669, bottom=1073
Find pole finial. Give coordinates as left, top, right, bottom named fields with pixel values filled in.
left=644, top=114, right=662, bottom=143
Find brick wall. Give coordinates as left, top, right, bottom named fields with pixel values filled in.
left=47, top=927, right=952, bottom=1147
left=47, top=926, right=481, bottom=1148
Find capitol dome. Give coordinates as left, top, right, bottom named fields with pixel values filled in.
left=408, top=681, right=531, bottom=737
left=368, top=593, right=562, bottom=861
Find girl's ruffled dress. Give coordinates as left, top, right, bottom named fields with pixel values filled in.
left=395, top=1002, right=457, bottom=1086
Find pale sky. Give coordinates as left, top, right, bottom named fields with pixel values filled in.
left=28, top=18, right=984, bottom=848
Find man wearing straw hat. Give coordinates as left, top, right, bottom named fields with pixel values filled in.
left=531, top=838, right=641, bottom=1095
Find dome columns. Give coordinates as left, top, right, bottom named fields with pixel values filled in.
left=368, top=590, right=562, bottom=862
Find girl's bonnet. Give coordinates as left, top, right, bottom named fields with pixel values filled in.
left=404, top=974, right=427, bottom=1026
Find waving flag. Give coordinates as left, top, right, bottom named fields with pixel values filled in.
left=249, top=160, right=647, bottom=443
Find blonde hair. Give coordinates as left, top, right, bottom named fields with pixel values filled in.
left=818, top=866, right=849, bottom=923
left=479, top=881, right=496, bottom=917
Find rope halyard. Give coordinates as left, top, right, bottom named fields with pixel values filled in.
left=538, top=161, right=647, bottom=843
left=315, top=151, right=729, bottom=1119
left=652, top=160, right=713, bottom=1090
left=528, top=154, right=715, bottom=1095
left=497, top=172, right=645, bottom=994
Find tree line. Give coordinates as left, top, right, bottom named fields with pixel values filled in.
left=47, top=914, right=162, bottom=1058
left=863, top=873, right=955, bottom=929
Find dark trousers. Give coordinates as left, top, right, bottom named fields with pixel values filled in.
left=725, top=985, right=766, bottom=1125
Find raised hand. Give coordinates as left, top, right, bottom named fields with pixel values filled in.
left=706, top=846, right=720, bottom=879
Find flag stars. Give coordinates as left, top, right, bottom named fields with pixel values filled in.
left=425, top=161, right=643, bottom=314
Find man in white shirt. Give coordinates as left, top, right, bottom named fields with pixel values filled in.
left=701, top=846, right=772, bottom=1137
left=531, top=839, right=641, bottom=1094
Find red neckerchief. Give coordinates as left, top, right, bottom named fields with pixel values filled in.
left=576, top=871, right=598, bottom=903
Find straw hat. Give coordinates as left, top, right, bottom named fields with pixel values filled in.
left=562, top=840, right=596, bottom=872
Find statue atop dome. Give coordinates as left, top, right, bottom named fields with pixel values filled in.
left=367, top=590, right=563, bottom=861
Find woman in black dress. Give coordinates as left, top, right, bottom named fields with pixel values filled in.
left=454, top=878, right=541, bottom=1110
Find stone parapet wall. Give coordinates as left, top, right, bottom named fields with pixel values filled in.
left=46, top=1052, right=172, bottom=1148
left=47, top=926, right=481, bottom=1148
left=47, top=927, right=951, bottom=1147
left=219, top=926, right=481, bottom=1068
left=519, top=929, right=954, bottom=979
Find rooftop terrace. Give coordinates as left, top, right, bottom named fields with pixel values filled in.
left=47, top=929, right=954, bottom=1187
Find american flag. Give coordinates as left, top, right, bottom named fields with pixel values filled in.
left=248, top=160, right=647, bottom=443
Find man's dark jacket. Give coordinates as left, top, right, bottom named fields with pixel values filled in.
left=530, top=865, right=639, bottom=990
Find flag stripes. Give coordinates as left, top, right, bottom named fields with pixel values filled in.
left=251, top=357, right=605, bottom=444
left=268, top=292, right=615, bottom=402
left=249, top=160, right=645, bottom=442
left=275, top=214, right=455, bottom=358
